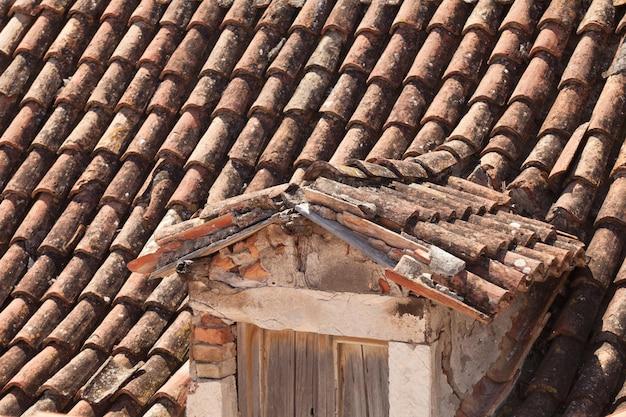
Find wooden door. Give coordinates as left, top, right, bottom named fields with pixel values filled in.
left=237, top=324, right=389, bottom=417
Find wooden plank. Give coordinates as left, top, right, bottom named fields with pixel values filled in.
left=237, top=324, right=262, bottom=417
left=236, top=326, right=392, bottom=417
left=339, top=343, right=367, bottom=417
left=190, top=287, right=430, bottom=344
left=295, top=332, right=316, bottom=417
left=263, top=330, right=295, bottom=417
left=314, top=334, right=335, bottom=417
left=363, top=344, right=390, bottom=417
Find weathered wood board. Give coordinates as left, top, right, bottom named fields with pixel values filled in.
left=237, top=324, right=389, bottom=417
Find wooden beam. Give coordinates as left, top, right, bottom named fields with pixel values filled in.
left=190, top=287, right=430, bottom=343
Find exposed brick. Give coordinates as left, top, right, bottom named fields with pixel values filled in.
left=194, top=312, right=229, bottom=329
left=228, top=250, right=256, bottom=266
left=232, top=240, right=247, bottom=254
left=211, top=254, right=236, bottom=271
left=239, top=261, right=269, bottom=281
left=193, top=358, right=237, bottom=379
left=192, top=342, right=236, bottom=363
left=233, top=236, right=260, bottom=258
left=193, top=325, right=234, bottom=345
left=188, top=279, right=210, bottom=294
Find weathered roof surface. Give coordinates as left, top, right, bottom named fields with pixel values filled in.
left=135, top=173, right=585, bottom=323
left=0, top=0, right=623, bottom=416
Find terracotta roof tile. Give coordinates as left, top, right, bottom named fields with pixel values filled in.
left=13, top=254, right=57, bottom=301
left=618, top=11, right=626, bottom=34
left=290, top=0, right=331, bottom=34
left=83, top=302, right=141, bottom=353
left=153, top=360, right=189, bottom=408
left=150, top=310, right=191, bottom=364
left=427, top=0, right=472, bottom=35
left=44, top=255, right=97, bottom=305
left=44, top=299, right=105, bottom=351
left=78, top=353, right=137, bottom=405
left=113, top=309, right=170, bottom=360
left=6, top=344, right=66, bottom=396
left=566, top=342, right=624, bottom=411
left=39, top=348, right=106, bottom=403
left=0, top=298, right=34, bottom=346
left=0, top=389, right=30, bottom=416
left=405, top=27, right=457, bottom=88
left=15, top=11, right=63, bottom=58
left=588, top=73, right=626, bottom=137
left=117, top=354, right=177, bottom=407
left=0, top=344, right=32, bottom=388
left=0, top=14, right=34, bottom=59
left=321, top=0, right=358, bottom=35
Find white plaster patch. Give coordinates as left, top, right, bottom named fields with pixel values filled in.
left=389, top=342, right=434, bottom=417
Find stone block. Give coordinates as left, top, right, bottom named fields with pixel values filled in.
left=193, top=358, right=237, bottom=379
left=192, top=342, right=236, bottom=363
left=187, top=375, right=238, bottom=417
